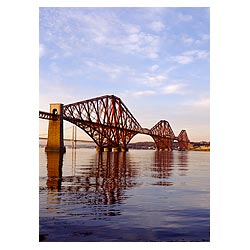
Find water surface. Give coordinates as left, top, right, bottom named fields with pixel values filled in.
left=39, top=144, right=209, bottom=242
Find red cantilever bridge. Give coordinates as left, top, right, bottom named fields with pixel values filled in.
left=39, top=95, right=189, bottom=153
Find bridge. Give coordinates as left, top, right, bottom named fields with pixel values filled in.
left=39, top=94, right=189, bottom=153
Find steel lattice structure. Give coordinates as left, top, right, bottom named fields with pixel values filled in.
left=150, top=120, right=176, bottom=150
left=63, top=95, right=143, bottom=150
left=177, top=130, right=190, bottom=150
left=39, top=111, right=59, bottom=121
left=40, top=95, right=190, bottom=151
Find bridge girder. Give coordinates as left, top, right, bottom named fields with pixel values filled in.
left=63, top=95, right=142, bottom=149
left=177, top=130, right=189, bottom=151
left=150, top=120, right=175, bottom=151
left=39, top=95, right=191, bottom=151
left=39, top=111, right=59, bottom=121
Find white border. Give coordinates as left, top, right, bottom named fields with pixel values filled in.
left=2, top=0, right=250, bottom=249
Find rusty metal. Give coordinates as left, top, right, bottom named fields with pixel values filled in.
left=150, top=120, right=175, bottom=150
left=39, top=111, right=59, bottom=121
left=39, top=95, right=190, bottom=151
left=177, top=130, right=189, bottom=151
left=63, top=95, right=142, bottom=149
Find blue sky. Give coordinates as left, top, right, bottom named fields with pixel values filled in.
left=39, top=7, right=210, bottom=142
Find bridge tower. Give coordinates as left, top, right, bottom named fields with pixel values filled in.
left=177, top=130, right=189, bottom=151
left=45, top=103, right=66, bottom=153
left=150, top=120, right=175, bottom=151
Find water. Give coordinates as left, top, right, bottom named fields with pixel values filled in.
left=39, top=143, right=210, bottom=242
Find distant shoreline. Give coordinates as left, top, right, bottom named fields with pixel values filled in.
left=39, top=137, right=94, bottom=143
left=39, top=138, right=210, bottom=151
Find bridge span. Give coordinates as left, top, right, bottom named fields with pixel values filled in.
left=39, top=95, right=189, bottom=153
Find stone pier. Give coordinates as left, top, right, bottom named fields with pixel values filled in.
left=96, top=146, right=129, bottom=152
left=45, top=103, right=66, bottom=153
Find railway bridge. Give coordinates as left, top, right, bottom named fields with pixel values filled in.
left=39, top=95, right=189, bottom=153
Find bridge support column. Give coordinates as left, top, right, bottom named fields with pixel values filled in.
left=112, top=147, right=120, bottom=152
left=96, top=146, right=104, bottom=152
left=45, top=103, right=66, bottom=153
left=96, top=146, right=129, bottom=152
left=112, top=147, right=128, bottom=152
left=121, top=147, right=128, bottom=152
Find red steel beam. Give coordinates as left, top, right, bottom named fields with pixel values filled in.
left=39, top=95, right=191, bottom=151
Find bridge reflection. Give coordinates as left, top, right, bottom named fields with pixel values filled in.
left=46, top=150, right=136, bottom=206
left=151, top=151, right=174, bottom=186
left=45, top=150, right=185, bottom=206
left=177, top=151, right=189, bottom=176
left=46, top=151, right=63, bottom=191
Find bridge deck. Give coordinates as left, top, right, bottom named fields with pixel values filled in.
left=39, top=111, right=59, bottom=121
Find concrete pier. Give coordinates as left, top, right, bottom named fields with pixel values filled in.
left=104, top=147, right=112, bottom=152
left=45, top=103, right=66, bottom=153
left=112, top=147, right=120, bottom=152
left=96, top=146, right=129, bottom=152
left=121, top=147, right=128, bottom=152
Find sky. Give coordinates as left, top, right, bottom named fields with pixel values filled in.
left=39, top=7, right=210, bottom=142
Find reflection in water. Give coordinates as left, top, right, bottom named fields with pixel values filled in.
left=46, top=151, right=63, bottom=191
left=40, top=148, right=210, bottom=242
left=178, top=151, right=189, bottom=176
left=90, top=152, right=138, bottom=205
left=81, top=152, right=132, bottom=205
left=45, top=151, right=186, bottom=204
left=45, top=151, right=191, bottom=204
left=71, top=148, right=76, bottom=176
left=46, top=151, right=138, bottom=206
left=46, top=151, right=64, bottom=211
left=152, top=151, right=174, bottom=186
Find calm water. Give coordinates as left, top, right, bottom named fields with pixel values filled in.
left=39, top=143, right=210, bottom=242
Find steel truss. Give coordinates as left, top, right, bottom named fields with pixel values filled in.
left=63, top=95, right=142, bottom=149
left=39, top=95, right=190, bottom=151
left=150, top=120, right=175, bottom=150
left=39, top=111, right=59, bottom=121
left=177, top=130, right=189, bottom=150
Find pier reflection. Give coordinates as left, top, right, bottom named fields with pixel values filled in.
left=177, top=151, right=189, bottom=176
left=92, top=152, right=134, bottom=205
left=45, top=150, right=137, bottom=208
left=46, top=151, right=64, bottom=211
left=153, top=151, right=173, bottom=177
left=46, top=151, right=63, bottom=191
left=151, top=151, right=174, bottom=186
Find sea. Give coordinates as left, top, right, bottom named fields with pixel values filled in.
left=39, top=140, right=210, bottom=242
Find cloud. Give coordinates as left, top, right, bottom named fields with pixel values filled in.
left=149, top=21, right=165, bottom=32
left=123, top=24, right=141, bottom=34
left=171, top=55, right=194, bottom=64
left=150, top=64, right=159, bottom=72
left=147, top=75, right=167, bottom=86
left=170, top=50, right=209, bottom=64
left=184, top=50, right=209, bottom=59
left=120, top=31, right=161, bottom=58
left=162, top=83, right=187, bottom=94
left=120, top=89, right=156, bottom=99
left=178, top=13, right=193, bottom=22
left=135, top=73, right=168, bottom=87
left=40, top=8, right=161, bottom=60
left=182, top=34, right=194, bottom=45
left=39, top=44, right=45, bottom=58
left=194, top=34, right=210, bottom=45
left=84, top=60, right=133, bottom=80
left=133, top=90, right=156, bottom=97
left=192, top=97, right=210, bottom=108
